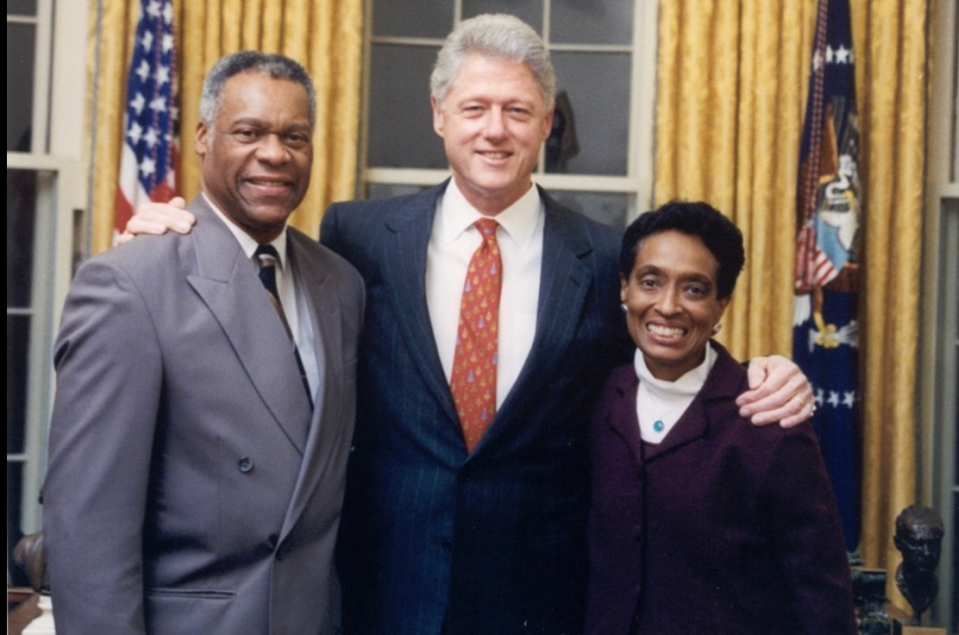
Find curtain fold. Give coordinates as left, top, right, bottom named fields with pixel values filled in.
left=87, top=0, right=363, bottom=255
left=655, top=0, right=927, bottom=603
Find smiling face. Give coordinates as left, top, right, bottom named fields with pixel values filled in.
left=621, top=230, right=730, bottom=381
left=432, top=53, right=553, bottom=216
left=195, top=71, right=313, bottom=242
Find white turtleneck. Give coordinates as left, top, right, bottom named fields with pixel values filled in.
left=634, top=343, right=718, bottom=444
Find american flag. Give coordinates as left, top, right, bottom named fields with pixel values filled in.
left=792, top=0, right=862, bottom=552
left=114, top=0, right=179, bottom=242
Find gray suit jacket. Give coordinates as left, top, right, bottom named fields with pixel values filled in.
left=43, top=196, right=365, bottom=635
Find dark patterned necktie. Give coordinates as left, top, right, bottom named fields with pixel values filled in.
left=254, top=244, right=312, bottom=405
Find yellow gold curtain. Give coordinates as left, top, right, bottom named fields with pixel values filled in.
left=655, top=1, right=815, bottom=360
left=87, top=0, right=363, bottom=255
left=656, top=0, right=928, bottom=604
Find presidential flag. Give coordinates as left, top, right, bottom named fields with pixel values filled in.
left=114, top=0, right=179, bottom=242
left=793, top=0, right=862, bottom=552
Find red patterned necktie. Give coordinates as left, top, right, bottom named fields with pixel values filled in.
left=450, top=218, right=502, bottom=453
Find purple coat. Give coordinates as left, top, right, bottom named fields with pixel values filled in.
left=585, top=343, right=856, bottom=635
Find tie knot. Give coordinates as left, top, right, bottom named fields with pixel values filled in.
left=254, top=244, right=280, bottom=268
left=474, top=218, right=498, bottom=244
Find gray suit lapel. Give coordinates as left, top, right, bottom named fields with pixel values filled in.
left=278, top=229, right=352, bottom=537
left=185, top=198, right=312, bottom=454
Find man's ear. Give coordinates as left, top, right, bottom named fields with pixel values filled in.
left=431, top=95, right=445, bottom=138
left=541, top=107, right=555, bottom=141
left=195, top=121, right=210, bottom=157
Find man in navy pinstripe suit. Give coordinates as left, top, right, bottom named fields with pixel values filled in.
left=321, top=15, right=813, bottom=635
left=129, top=15, right=813, bottom=635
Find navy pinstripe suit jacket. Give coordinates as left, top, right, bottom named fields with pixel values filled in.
left=321, top=180, right=627, bottom=635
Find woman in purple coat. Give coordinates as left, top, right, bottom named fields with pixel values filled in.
left=585, top=202, right=856, bottom=634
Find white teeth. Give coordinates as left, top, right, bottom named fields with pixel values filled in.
left=647, top=324, right=685, bottom=338
left=482, top=152, right=508, bottom=159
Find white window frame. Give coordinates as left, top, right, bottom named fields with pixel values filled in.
left=6, top=0, right=87, bottom=537
left=359, top=0, right=658, bottom=218
left=920, top=0, right=958, bottom=627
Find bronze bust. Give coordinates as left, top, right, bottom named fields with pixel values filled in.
left=893, top=505, right=944, bottom=619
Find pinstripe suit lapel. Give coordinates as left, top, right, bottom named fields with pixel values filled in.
left=381, top=184, right=461, bottom=427
left=486, top=190, right=593, bottom=443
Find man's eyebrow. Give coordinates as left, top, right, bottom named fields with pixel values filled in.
left=230, top=117, right=311, bottom=129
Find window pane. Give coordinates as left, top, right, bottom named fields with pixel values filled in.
left=7, top=0, right=37, bottom=16
left=368, top=44, right=447, bottom=170
left=7, top=316, right=30, bottom=455
left=462, top=1, right=543, bottom=33
left=7, top=24, right=35, bottom=152
left=373, top=4, right=453, bottom=39
left=7, top=170, right=38, bottom=307
left=550, top=52, right=630, bottom=175
left=551, top=0, right=633, bottom=45
left=547, top=190, right=629, bottom=232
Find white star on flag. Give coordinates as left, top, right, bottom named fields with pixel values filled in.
left=139, top=157, right=156, bottom=176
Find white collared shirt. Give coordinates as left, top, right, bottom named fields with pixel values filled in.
left=204, top=192, right=320, bottom=396
left=426, top=180, right=544, bottom=409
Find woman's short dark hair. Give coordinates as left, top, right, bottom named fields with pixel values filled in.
left=619, top=201, right=745, bottom=300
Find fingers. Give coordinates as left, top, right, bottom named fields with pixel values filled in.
left=739, top=374, right=809, bottom=425
left=777, top=395, right=816, bottom=429
left=739, top=355, right=797, bottom=405
left=126, top=199, right=196, bottom=237
left=115, top=231, right=136, bottom=246
left=738, top=354, right=814, bottom=427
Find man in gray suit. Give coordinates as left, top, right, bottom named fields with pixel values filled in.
left=43, top=51, right=364, bottom=635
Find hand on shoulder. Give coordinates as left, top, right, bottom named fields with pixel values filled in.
left=117, top=196, right=195, bottom=245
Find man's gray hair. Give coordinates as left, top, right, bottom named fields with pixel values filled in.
left=430, top=14, right=556, bottom=109
left=199, top=51, right=317, bottom=128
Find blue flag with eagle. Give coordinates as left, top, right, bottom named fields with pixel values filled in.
left=793, top=0, right=861, bottom=552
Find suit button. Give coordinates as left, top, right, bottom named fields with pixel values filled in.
left=238, top=457, right=253, bottom=473
left=442, top=538, right=453, bottom=553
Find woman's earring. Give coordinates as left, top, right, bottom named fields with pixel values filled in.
left=621, top=303, right=628, bottom=313
left=711, top=323, right=722, bottom=335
